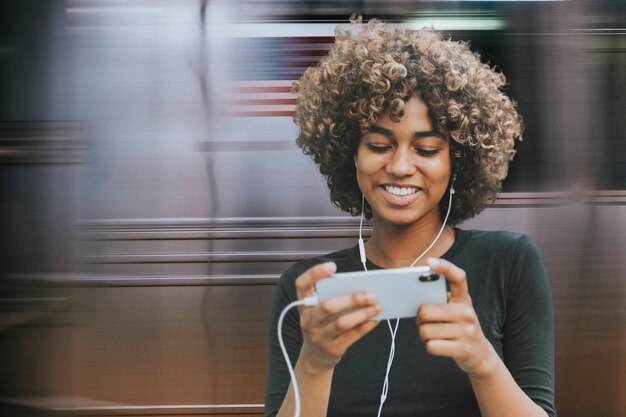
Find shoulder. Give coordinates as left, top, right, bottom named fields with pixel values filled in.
left=460, top=228, right=549, bottom=292
left=454, top=229, right=545, bottom=284
left=458, top=229, right=539, bottom=259
left=462, top=228, right=530, bottom=246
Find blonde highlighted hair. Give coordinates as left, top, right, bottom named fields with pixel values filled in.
left=293, top=19, right=523, bottom=224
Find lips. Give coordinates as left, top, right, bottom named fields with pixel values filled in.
left=379, top=184, right=421, bottom=207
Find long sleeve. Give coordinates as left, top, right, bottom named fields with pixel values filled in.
left=502, top=235, right=556, bottom=417
left=265, top=265, right=305, bottom=417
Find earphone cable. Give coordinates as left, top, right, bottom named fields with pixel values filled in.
left=377, top=317, right=399, bottom=417
left=277, top=180, right=456, bottom=417
left=360, top=178, right=455, bottom=416
left=277, top=299, right=311, bottom=417
left=409, top=183, right=455, bottom=267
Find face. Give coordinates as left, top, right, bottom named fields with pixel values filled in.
left=355, top=95, right=451, bottom=228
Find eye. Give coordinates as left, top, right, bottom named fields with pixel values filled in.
left=367, top=144, right=392, bottom=153
left=415, top=148, right=440, bottom=157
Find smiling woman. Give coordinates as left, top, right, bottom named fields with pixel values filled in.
left=356, top=96, right=451, bottom=231
left=292, top=20, right=522, bottom=225
left=265, top=19, right=554, bottom=417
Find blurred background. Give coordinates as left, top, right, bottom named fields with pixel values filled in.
left=0, top=0, right=624, bottom=416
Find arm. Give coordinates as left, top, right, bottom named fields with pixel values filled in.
left=468, top=357, right=549, bottom=417
left=265, top=262, right=381, bottom=417
left=418, top=252, right=555, bottom=417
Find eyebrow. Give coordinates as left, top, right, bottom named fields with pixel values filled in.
left=368, top=125, right=447, bottom=141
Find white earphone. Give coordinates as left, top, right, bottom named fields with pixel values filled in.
left=358, top=171, right=456, bottom=417
left=277, top=169, right=458, bottom=417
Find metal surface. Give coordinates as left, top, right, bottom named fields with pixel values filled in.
left=1, top=1, right=625, bottom=417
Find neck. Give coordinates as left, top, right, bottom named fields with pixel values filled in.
left=365, top=217, right=454, bottom=268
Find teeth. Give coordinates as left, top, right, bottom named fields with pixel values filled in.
left=385, top=185, right=417, bottom=196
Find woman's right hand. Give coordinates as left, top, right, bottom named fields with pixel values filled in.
left=295, top=261, right=382, bottom=371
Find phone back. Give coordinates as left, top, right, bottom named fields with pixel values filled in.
left=315, top=267, right=447, bottom=320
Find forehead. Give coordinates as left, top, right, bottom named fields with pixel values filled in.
left=376, top=96, right=434, bottom=131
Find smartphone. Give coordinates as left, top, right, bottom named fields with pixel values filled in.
left=315, top=267, right=447, bottom=320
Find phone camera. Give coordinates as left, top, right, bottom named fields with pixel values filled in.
left=419, top=273, right=440, bottom=282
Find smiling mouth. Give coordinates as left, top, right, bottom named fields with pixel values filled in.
left=383, top=185, right=419, bottom=196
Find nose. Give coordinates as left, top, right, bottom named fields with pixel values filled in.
left=386, top=148, right=416, bottom=177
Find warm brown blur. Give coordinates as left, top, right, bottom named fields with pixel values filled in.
left=1, top=1, right=625, bottom=417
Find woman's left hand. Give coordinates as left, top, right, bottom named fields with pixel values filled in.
left=417, top=258, right=499, bottom=378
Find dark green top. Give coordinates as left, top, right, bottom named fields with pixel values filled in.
left=265, top=229, right=556, bottom=417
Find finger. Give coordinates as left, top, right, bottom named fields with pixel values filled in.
left=424, top=339, right=466, bottom=358
left=320, top=304, right=382, bottom=339
left=330, top=319, right=381, bottom=352
left=419, top=322, right=478, bottom=342
left=427, top=258, right=470, bottom=302
left=417, top=303, right=476, bottom=324
left=304, top=291, right=377, bottom=329
left=295, top=262, right=337, bottom=300
left=318, top=291, right=376, bottom=317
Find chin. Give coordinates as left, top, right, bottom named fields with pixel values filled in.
left=372, top=203, right=443, bottom=228
left=375, top=211, right=425, bottom=228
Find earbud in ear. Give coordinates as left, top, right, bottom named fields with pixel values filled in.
left=449, top=172, right=457, bottom=195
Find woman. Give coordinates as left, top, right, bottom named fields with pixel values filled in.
left=265, top=20, right=555, bottom=417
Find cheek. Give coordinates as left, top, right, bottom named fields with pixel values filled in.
left=435, top=151, right=452, bottom=179
left=355, top=154, right=383, bottom=177
left=354, top=161, right=366, bottom=191
left=355, top=160, right=383, bottom=199
left=425, top=158, right=451, bottom=176
left=355, top=165, right=371, bottom=194
left=425, top=160, right=452, bottom=191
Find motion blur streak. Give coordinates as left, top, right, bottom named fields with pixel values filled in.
left=0, top=1, right=624, bottom=417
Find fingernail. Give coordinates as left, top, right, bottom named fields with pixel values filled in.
left=427, top=258, right=440, bottom=267
left=323, top=261, right=336, bottom=272
left=365, top=292, right=376, bottom=302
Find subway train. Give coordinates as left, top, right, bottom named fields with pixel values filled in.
left=0, top=1, right=624, bottom=417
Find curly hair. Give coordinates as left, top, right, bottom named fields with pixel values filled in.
left=293, top=19, right=523, bottom=225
